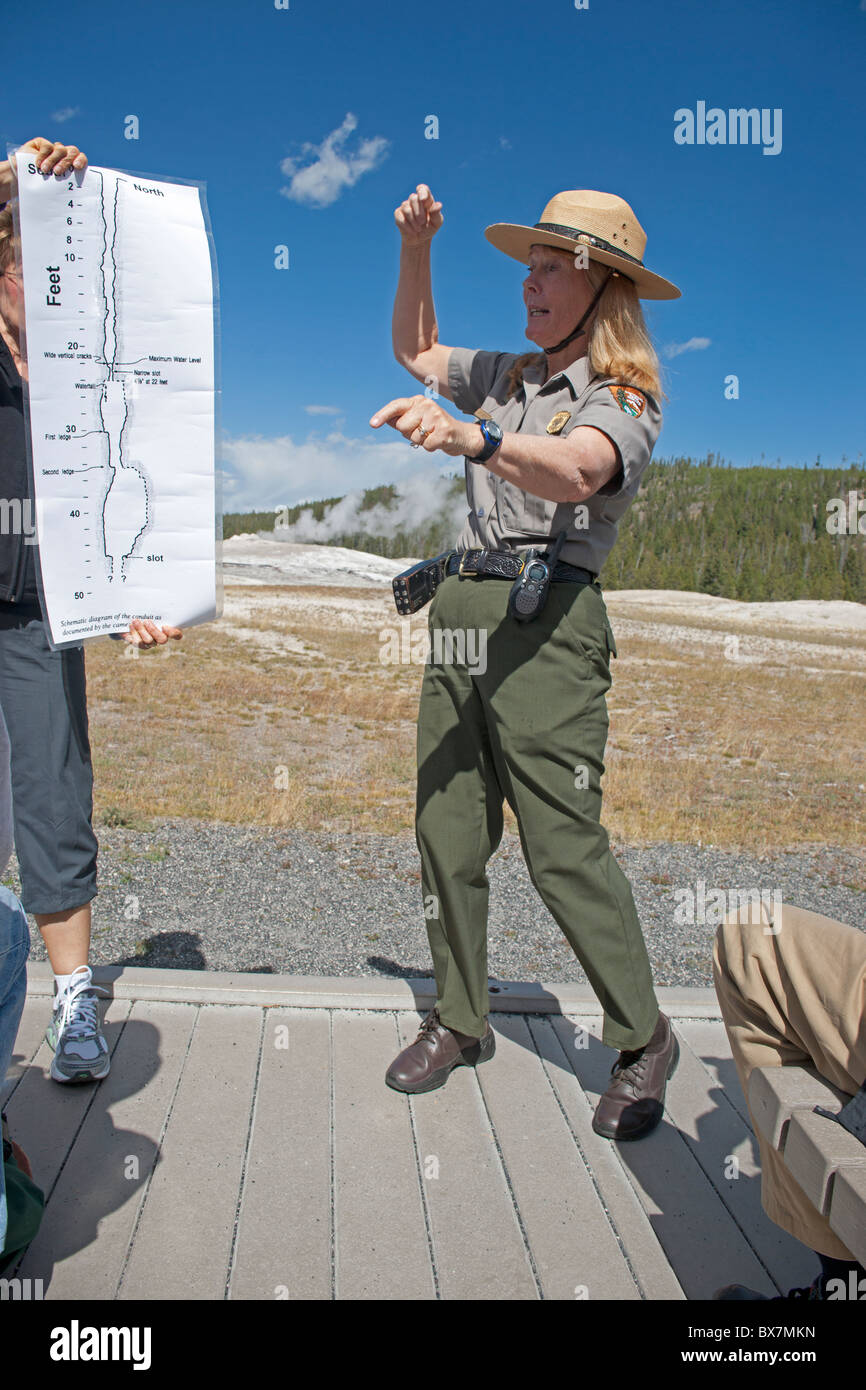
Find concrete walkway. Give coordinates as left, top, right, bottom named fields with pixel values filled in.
left=3, top=966, right=818, bottom=1301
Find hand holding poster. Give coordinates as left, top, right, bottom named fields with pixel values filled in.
left=15, top=159, right=219, bottom=647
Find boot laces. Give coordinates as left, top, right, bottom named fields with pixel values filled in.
left=415, top=1009, right=445, bottom=1047
left=57, top=971, right=109, bottom=1039
left=611, top=1047, right=649, bottom=1090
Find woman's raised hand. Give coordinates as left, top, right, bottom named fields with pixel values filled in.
left=18, top=138, right=88, bottom=177
left=394, top=183, right=443, bottom=246
left=1, top=138, right=88, bottom=202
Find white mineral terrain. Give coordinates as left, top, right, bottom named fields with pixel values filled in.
left=221, top=534, right=866, bottom=676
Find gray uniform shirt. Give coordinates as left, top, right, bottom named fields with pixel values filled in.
left=447, top=347, right=662, bottom=575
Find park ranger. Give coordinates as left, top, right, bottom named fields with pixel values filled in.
left=370, top=185, right=681, bottom=1140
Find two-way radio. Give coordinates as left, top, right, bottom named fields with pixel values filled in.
left=507, top=530, right=568, bottom=623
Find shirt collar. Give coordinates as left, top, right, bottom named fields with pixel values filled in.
left=520, top=352, right=593, bottom=402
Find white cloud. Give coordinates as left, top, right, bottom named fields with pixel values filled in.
left=304, top=404, right=342, bottom=416
left=279, top=113, right=389, bottom=208
left=220, top=428, right=438, bottom=512
left=499, top=136, right=511, bottom=149
left=664, top=336, right=712, bottom=360
left=50, top=107, right=80, bottom=125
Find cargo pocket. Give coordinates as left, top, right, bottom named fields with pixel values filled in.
left=549, top=583, right=610, bottom=673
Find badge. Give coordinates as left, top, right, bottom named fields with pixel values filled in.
left=609, top=385, right=646, bottom=418
left=546, top=411, right=572, bottom=434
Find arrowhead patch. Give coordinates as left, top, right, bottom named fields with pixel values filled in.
left=609, top=385, right=646, bottom=418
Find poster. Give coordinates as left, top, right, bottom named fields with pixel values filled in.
left=16, top=160, right=218, bottom=646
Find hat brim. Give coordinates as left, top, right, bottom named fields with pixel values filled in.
left=484, top=223, right=681, bottom=300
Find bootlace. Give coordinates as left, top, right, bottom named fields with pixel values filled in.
left=56, top=971, right=109, bottom=1038
left=416, top=1009, right=444, bottom=1046
left=611, top=1047, right=649, bottom=1091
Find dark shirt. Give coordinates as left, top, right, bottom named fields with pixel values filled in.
left=0, top=331, right=41, bottom=608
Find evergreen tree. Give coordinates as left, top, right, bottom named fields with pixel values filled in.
left=843, top=543, right=865, bottom=602
left=222, top=461, right=866, bottom=605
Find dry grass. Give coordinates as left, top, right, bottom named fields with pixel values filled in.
left=83, top=583, right=865, bottom=856
left=603, top=636, right=863, bottom=848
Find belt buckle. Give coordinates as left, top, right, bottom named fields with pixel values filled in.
left=459, top=548, right=486, bottom=578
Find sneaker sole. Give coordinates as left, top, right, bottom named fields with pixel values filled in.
left=49, top=1054, right=111, bottom=1084
left=385, top=1030, right=496, bottom=1095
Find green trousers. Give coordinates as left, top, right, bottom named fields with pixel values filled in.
left=415, top=572, right=659, bottom=1052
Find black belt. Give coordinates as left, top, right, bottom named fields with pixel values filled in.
left=445, top=548, right=596, bottom=584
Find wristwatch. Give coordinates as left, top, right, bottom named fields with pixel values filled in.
left=470, top=418, right=503, bottom=464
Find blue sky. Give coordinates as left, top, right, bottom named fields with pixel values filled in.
left=4, top=0, right=865, bottom=510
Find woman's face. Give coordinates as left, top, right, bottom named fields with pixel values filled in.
left=522, top=244, right=594, bottom=351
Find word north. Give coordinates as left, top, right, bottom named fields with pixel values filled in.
left=674, top=102, right=782, bottom=156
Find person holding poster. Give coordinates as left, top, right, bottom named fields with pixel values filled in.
left=0, top=136, right=180, bottom=1085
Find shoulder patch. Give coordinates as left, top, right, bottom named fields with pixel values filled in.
left=609, top=385, right=646, bottom=418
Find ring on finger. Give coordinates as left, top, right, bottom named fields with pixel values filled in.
left=410, top=424, right=430, bottom=449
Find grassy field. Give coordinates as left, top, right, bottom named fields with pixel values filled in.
left=82, top=583, right=866, bottom=859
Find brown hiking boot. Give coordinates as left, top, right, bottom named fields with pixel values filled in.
left=592, top=1011, right=679, bottom=1141
left=385, top=1008, right=495, bottom=1094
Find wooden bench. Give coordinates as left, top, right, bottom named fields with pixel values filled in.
left=749, top=1065, right=866, bottom=1266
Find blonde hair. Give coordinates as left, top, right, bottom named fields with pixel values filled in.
left=0, top=204, right=18, bottom=273
left=507, top=247, right=664, bottom=401
left=585, top=258, right=663, bottom=401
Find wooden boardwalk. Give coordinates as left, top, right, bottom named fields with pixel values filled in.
left=2, top=966, right=818, bottom=1301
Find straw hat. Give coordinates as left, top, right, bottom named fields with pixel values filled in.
left=485, top=189, right=680, bottom=300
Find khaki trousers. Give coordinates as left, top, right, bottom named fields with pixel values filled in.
left=713, top=902, right=866, bottom=1260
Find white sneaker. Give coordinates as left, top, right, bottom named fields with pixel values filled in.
left=45, top=967, right=110, bottom=1084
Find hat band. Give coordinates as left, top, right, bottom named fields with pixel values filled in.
left=533, top=222, right=644, bottom=268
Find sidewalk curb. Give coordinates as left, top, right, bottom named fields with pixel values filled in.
left=25, top=961, right=722, bottom=1016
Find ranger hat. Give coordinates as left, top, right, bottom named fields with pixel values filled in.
left=485, top=189, right=680, bottom=300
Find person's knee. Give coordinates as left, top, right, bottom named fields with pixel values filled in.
left=714, top=896, right=780, bottom=973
